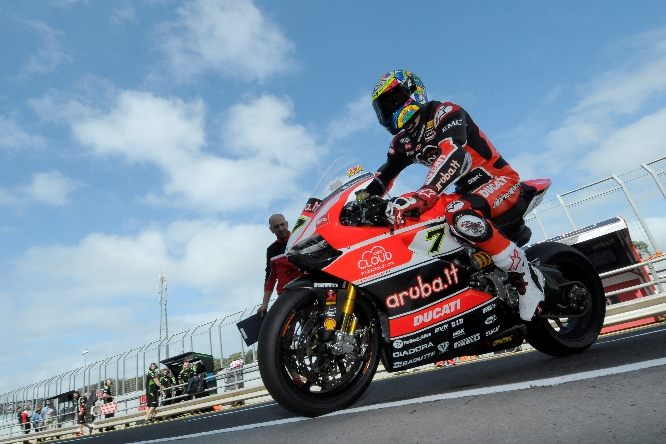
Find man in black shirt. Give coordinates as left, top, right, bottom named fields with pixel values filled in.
left=159, top=369, right=176, bottom=406
left=177, top=361, right=195, bottom=402
left=141, top=363, right=163, bottom=423
left=101, top=378, right=115, bottom=431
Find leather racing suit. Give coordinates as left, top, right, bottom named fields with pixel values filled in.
left=366, top=101, right=520, bottom=257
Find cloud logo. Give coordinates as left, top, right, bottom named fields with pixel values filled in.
left=357, top=246, right=393, bottom=269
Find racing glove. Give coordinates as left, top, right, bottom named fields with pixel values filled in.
left=385, top=186, right=439, bottom=229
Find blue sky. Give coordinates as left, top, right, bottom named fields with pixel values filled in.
left=2, top=0, right=666, bottom=391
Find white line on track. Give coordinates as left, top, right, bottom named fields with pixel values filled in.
left=126, top=356, right=666, bottom=443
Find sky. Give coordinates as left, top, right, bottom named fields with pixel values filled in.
left=2, top=0, right=666, bottom=392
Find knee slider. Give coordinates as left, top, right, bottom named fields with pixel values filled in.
left=451, top=209, right=493, bottom=242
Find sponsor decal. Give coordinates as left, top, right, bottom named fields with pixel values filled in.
left=478, top=176, right=509, bottom=198
left=434, top=159, right=462, bottom=191
left=389, top=289, right=494, bottom=337
left=394, top=351, right=436, bottom=369
left=424, top=120, right=436, bottom=141
left=400, top=136, right=411, bottom=144
left=485, top=315, right=497, bottom=325
left=416, top=188, right=437, bottom=200
left=454, top=333, right=481, bottom=349
left=456, top=215, right=487, bottom=237
left=486, top=325, right=500, bottom=337
left=425, top=155, right=447, bottom=183
left=303, top=198, right=323, bottom=214
left=451, top=318, right=463, bottom=327
left=414, top=299, right=461, bottom=326
left=434, top=323, right=449, bottom=333
left=325, top=290, right=337, bottom=305
left=445, top=200, right=465, bottom=212
left=466, top=172, right=485, bottom=185
left=385, top=263, right=460, bottom=309
left=439, top=119, right=462, bottom=134
left=392, top=333, right=431, bottom=349
left=346, top=165, right=364, bottom=177
left=508, top=249, right=522, bottom=272
left=392, top=342, right=434, bottom=358
left=388, top=142, right=396, bottom=155
left=493, top=183, right=520, bottom=209
left=314, top=283, right=338, bottom=288
left=452, top=328, right=465, bottom=338
left=316, top=213, right=330, bottom=228
left=358, top=246, right=395, bottom=276
left=325, top=307, right=336, bottom=316
left=323, top=318, right=337, bottom=330
left=292, top=217, right=308, bottom=234
left=433, top=105, right=454, bottom=126
left=487, top=335, right=514, bottom=348
left=405, top=143, right=413, bottom=152
left=483, top=303, right=496, bottom=314
left=437, top=342, right=449, bottom=353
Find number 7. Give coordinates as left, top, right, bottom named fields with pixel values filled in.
left=426, top=226, right=446, bottom=254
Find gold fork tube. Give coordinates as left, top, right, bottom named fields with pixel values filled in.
left=340, top=283, right=357, bottom=333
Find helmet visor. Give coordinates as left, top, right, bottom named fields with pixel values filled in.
left=373, top=85, right=412, bottom=127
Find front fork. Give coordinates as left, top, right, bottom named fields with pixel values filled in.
left=331, top=282, right=359, bottom=355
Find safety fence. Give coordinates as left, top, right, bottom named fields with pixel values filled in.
left=1, top=156, right=666, bottom=441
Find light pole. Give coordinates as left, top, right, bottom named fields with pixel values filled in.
left=82, top=350, right=89, bottom=393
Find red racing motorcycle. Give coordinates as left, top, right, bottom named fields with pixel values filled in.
left=258, top=156, right=605, bottom=417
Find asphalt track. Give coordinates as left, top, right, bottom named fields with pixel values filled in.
left=65, top=323, right=666, bottom=444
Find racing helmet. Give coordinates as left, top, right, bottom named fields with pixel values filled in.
left=372, top=70, right=428, bottom=135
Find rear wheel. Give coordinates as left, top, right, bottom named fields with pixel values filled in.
left=258, top=288, right=380, bottom=417
left=525, top=242, right=606, bottom=356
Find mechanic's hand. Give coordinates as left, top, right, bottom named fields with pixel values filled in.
left=258, top=302, right=269, bottom=317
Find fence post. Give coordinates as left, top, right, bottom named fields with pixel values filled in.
left=611, top=175, right=661, bottom=253
left=641, top=161, right=666, bottom=200
left=556, top=194, right=577, bottom=230
left=207, top=320, right=218, bottom=358
left=531, top=207, right=549, bottom=239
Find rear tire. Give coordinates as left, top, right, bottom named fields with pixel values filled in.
left=524, top=242, right=606, bottom=356
left=258, top=289, right=381, bottom=417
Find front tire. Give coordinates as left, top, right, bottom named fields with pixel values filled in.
left=525, top=242, right=606, bottom=356
left=258, top=288, right=380, bottom=417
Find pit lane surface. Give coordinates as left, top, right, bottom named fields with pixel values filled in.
left=71, top=324, right=666, bottom=444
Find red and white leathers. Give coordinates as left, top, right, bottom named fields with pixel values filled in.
left=367, top=101, right=544, bottom=321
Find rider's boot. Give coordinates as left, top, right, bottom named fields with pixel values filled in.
left=491, top=242, right=545, bottom=321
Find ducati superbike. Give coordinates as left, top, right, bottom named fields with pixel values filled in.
left=258, top=156, right=605, bottom=417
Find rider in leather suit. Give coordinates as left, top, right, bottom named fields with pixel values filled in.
left=367, top=70, right=545, bottom=322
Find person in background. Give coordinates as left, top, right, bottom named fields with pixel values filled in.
left=101, top=378, right=115, bottom=431
left=20, top=407, right=30, bottom=435
left=40, top=400, right=57, bottom=431
left=72, top=391, right=93, bottom=436
left=258, top=214, right=304, bottom=317
left=31, top=407, right=43, bottom=434
left=159, top=369, right=176, bottom=406
left=141, top=363, right=163, bottom=424
left=177, top=361, right=195, bottom=402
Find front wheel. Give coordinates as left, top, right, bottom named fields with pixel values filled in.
left=525, top=242, right=606, bottom=356
left=258, top=288, right=381, bottom=417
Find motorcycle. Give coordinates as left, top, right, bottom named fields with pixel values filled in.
left=258, top=156, right=605, bottom=417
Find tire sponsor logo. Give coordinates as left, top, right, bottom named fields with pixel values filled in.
left=394, top=351, right=436, bottom=369
left=485, top=315, right=497, bottom=325
left=454, top=333, right=481, bottom=349
left=385, top=263, right=459, bottom=309
left=393, top=342, right=434, bottom=358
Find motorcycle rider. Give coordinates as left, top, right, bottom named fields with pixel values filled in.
left=367, top=70, right=545, bottom=322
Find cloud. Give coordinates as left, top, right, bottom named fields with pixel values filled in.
left=0, top=116, right=46, bottom=149
left=21, top=171, right=82, bottom=206
left=160, top=0, right=295, bottom=81
left=327, top=95, right=377, bottom=142
left=0, top=171, right=80, bottom=207
left=509, top=29, right=666, bottom=182
left=63, top=90, right=324, bottom=213
left=22, top=21, right=71, bottom=75
left=0, top=218, right=275, bottom=388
